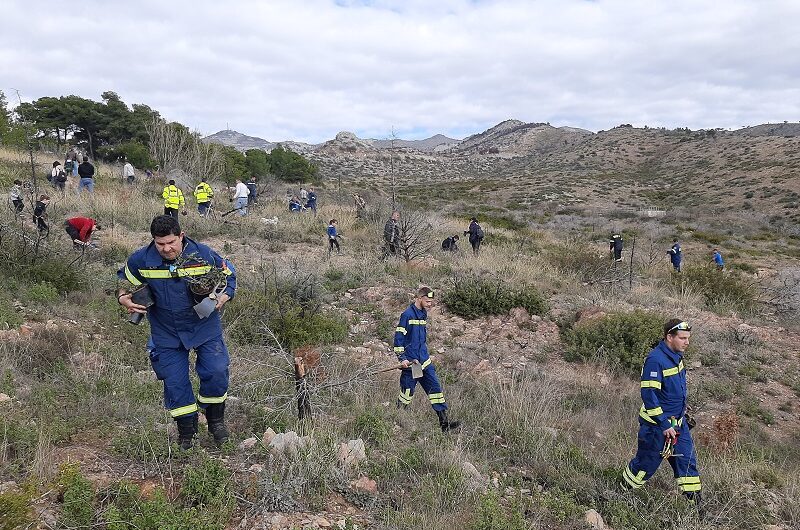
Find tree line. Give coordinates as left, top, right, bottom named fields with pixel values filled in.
left=0, top=90, right=318, bottom=184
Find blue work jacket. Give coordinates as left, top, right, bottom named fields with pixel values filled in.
left=118, top=236, right=236, bottom=350
left=393, top=304, right=430, bottom=364
left=638, top=340, right=687, bottom=430
left=669, top=243, right=682, bottom=265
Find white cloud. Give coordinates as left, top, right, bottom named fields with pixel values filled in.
left=3, top=0, right=800, bottom=142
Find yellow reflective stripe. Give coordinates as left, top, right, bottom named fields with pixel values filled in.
left=641, top=380, right=662, bottom=389
left=397, top=389, right=413, bottom=404
left=645, top=406, right=663, bottom=416
left=138, top=266, right=212, bottom=279
left=663, top=361, right=685, bottom=377
left=221, top=266, right=232, bottom=276
left=395, top=327, right=407, bottom=335
left=428, top=392, right=445, bottom=404
left=124, top=265, right=143, bottom=286
left=197, top=392, right=227, bottom=404
left=394, top=347, right=405, bottom=352
left=407, top=319, right=427, bottom=325
left=639, top=404, right=657, bottom=424
left=170, top=403, right=198, bottom=418
left=420, top=358, right=431, bottom=370
left=623, top=467, right=646, bottom=488
left=139, top=269, right=172, bottom=279
left=676, top=476, right=702, bottom=492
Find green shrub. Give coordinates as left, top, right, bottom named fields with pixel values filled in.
left=442, top=274, right=548, bottom=319
left=563, top=310, right=663, bottom=377
left=675, top=266, right=757, bottom=312
left=737, top=396, right=774, bottom=425
left=26, top=281, right=59, bottom=303
left=353, top=407, right=391, bottom=445
left=323, top=267, right=361, bottom=294
left=0, top=298, right=22, bottom=329
left=102, top=478, right=233, bottom=530
left=0, top=488, right=33, bottom=530
left=58, top=464, right=95, bottom=529
left=470, top=490, right=527, bottom=530
left=225, top=287, right=347, bottom=351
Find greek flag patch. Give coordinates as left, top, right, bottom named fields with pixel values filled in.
left=650, top=371, right=658, bottom=377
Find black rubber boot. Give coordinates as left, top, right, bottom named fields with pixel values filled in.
left=685, top=490, right=705, bottom=517
left=205, top=403, right=230, bottom=444
left=176, top=415, right=198, bottom=450
left=436, top=410, right=461, bottom=432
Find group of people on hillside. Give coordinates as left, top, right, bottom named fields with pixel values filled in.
left=382, top=211, right=485, bottom=259
left=610, top=233, right=725, bottom=272
left=288, top=186, right=317, bottom=214
left=161, top=176, right=264, bottom=218
left=46, top=153, right=96, bottom=196
left=110, top=214, right=702, bottom=513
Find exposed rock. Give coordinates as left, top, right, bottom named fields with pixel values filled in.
left=584, top=509, right=607, bottom=529
left=509, top=307, right=531, bottom=325
left=338, top=438, right=367, bottom=467
left=239, top=437, right=258, bottom=450
left=248, top=464, right=264, bottom=473
left=462, top=461, right=488, bottom=491
left=350, top=476, right=378, bottom=495
left=269, top=514, right=290, bottom=529
left=262, top=427, right=277, bottom=446
left=0, top=393, right=11, bottom=404
left=574, top=307, right=607, bottom=327
left=269, top=431, right=310, bottom=456
left=472, top=359, right=492, bottom=374
left=18, top=324, right=33, bottom=337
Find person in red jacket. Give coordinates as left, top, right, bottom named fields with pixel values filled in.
left=64, top=216, right=101, bottom=248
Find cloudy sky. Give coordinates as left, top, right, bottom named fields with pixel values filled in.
left=4, top=0, right=799, bottom=143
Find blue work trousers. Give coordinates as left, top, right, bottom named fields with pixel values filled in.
left=397, top=363, right=448, bottom=412
left=623, top=420, right=701, bottom=494
left=147, top=336, right=230, bottom=418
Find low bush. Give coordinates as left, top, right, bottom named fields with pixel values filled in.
left=0, top=298, right=22, bottom=328
left=674, top=265, right=757, bottom=312
left=26, top=281, right=59, bottom=303
left=0, top=488, right=33, bottom=530
left=442, top=274, right=548, bottom=319
left=470, top=490, right=527, bottom=530
left=563, top=310, right=663, bottom=377
left=226, top=289, right=347, bottom=351
left=58, top=464, right=95, bottom=529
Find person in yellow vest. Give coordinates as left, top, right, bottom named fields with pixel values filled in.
left=162, top=179, right=186, bottom=218
left=194, top=180, right=214, bottom=216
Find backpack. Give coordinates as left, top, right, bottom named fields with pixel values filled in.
left=64, top=160, right=74, bottom=172
left=475, top=225, right=485, bottom=240
left=56, top=169, right=67, bottom=183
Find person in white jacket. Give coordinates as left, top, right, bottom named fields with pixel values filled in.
left=232, top=179, right=250, bottom=216
left=123, top=159, right=136, bottom=184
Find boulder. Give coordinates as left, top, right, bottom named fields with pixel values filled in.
left=269, top=431, right=309, bottom=457
left=238, top=437, right=258, bottom=451
left=338, top=438, right=367, bottom=467
left=584, top=509, right=607, bottom=529
left=461, top=461, right=488, bottom=491
left=350, top=476, right=378, bottom=495
left=262, top=427, right=277, bottom=446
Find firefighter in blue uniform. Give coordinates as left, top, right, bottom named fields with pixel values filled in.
left=621, top=319, right=702, bottom=506
left=116, top=215, right=236, bottom=449
left=610, top=233, right=623, bottom=262
left=394, top=286, right=460, bottom=432
left=668, top=239, right=682, bottom=272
